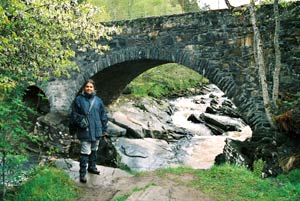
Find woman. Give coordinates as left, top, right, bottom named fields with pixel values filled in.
left=71, top=79, right=108, bottom=183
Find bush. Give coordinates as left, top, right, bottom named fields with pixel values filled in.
left=253, top=159, right=265, bottom=178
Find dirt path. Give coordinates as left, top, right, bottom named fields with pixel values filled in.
left=56, top=159, right=214, bottom=201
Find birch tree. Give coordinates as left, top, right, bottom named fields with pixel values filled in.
left=272, top=0, right=281, bottom=108
left=225, top=0, right=280, bottom=127
left=249, top=0, right=275, bottom=127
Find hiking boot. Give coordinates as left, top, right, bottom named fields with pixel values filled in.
left=79, top=154, right=88, bottom=183
left=80, top=175, right=87, bottom=183
left=88, top=168, right=100, bottom=175
left=88, top=151, right=100, bottom=175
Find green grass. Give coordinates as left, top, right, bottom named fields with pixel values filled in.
left=156, top=164, right=300, bottom=201
left=127, top=63, right=209, bottom=98
left=14, top=167, right=77, bottom=201
left=8, top=164, right=300, bottom=201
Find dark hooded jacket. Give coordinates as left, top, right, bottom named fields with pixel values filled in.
left=71, top=92, right=108, bottom=141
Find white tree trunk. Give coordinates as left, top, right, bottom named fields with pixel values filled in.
left=225, top=0, right=234, bottom=10
left=249, top=1, right=275, bottom=127
left=272, top=0, right=281, bottom=108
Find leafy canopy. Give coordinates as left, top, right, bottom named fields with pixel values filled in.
left=0, top=0, right=118, bottom=90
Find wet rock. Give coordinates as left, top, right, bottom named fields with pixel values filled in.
left=206, top=101, right=242, bottom=119
left=187, top=114, right=204, bottom=123
left=113, top=137, right=177, bottom=171
left=222, top=138, right=252, bottom=168
left=199, top=113, right=246, bottom=135
left=109, top=97, right=175, bottom=140
left=107, top=121, right=127, bottom=137
left=221, top=128, right=300, bottom=177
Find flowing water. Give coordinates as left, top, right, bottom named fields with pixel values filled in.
left=170, top=84, right=252, bottom=169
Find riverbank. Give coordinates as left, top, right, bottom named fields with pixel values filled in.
left=53, top=159, right=300, bottom=201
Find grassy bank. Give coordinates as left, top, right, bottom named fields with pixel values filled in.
left=113, top=164, right=300, bottom=201
left=10, top=164, right=300, bottom=201
left=156, top=164, right=300, bottom=201
left=6, top=167, right=77, bottom=201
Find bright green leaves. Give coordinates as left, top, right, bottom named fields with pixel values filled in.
left=0, top=0, right=118, bottom=87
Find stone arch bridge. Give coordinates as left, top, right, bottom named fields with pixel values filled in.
left=40, top=3, right=300, bottom=131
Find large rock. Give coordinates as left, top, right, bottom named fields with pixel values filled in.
left=220, top=128, right=300, bottom=177
left=199, top=113, right=246, bottom=135
left=109, top=97, right=175, bottom=140
left=34, top=112, right=73, bottom=154
left=113, top=137, right=177, bottom=171
left=222, top=138, right=252, bottom=168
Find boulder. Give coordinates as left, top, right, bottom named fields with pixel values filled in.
left=221, top=128, right=300, bottom=177
left=109, top=97, right=175, bottom=140
left=107, top=121, right=127, bottom=137
left=206, top=100, right=242, bottom=119
left=199, top=113, right=246, bottom=135
left=113, top=137, right=177, bottom=171
left=221, top=138, right=252, bottom=168
left=34, top=112, right=73, bottom=154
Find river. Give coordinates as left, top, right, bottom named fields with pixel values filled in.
left=169, top=84, right=252, bottom=169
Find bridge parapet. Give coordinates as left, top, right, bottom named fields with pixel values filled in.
left=43, top=2, right=300, bottom=131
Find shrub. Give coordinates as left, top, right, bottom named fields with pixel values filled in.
left=253, top=159, right=265, bottom=178
left=15, top=167, right=77, bottom=201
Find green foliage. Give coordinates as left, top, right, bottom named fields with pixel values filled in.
left=14, top=167, right=78, bottom=201
left=0, top=87, right=35, bottom=198
left=127, top=63, right=209, bottom=98
left=88, top=0, right=200, bottom=21
left=0, top=0, right=117, bottom=198
left=0, top=0, right=117, bottom=85
left=0, top=154, right=28, bottom=188
left=178, top=0, right=199, bottom=12
left=253, top=159, right=265, bottom=178
left=277, top=92, right=300, bottom=114
left=283, top=92, right=300, bottom=107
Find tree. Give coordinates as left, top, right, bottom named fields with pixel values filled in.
left=224, top=0, right=234, bottom=10
left=272, top=0, right=281, bottom=108
left=0, top=0, right=117, bottom=198
left=177, top=0, right=199, bottom=12
left=225, top=0, right=286, bottom=127
left=248, top=0, right=275, bottom=128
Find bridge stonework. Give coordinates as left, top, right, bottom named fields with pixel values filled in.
left=42, top=3, right=300, bottom=131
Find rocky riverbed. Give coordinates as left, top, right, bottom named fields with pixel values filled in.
left=34, top=83, right=300, bottom=177
left=101, top=84, right=252, bottom=171
left=34, top=84, right=252, bottom=172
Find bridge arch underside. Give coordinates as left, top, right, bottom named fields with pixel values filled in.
left=74, top=48, right=270, bottom=131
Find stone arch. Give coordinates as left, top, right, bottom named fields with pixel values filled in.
left=72, top=47, right=269, bottom=130
left=23, top=85, right=50, bottom=114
